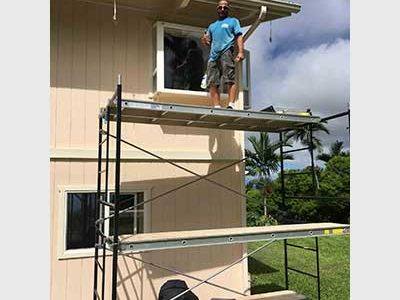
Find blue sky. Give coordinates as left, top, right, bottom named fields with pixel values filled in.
left=243, top=0, right=350, bottom=170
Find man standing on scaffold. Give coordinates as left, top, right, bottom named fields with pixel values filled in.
left=201, top=0, right=245, bottom=109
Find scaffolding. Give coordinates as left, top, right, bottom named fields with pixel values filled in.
left=93, top=76, right=350, bottom=300
left=279, top=109, right=350, bottom=300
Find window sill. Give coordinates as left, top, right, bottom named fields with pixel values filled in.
left=58, top=248, right=103, bottom=260
left=152, top=88, right=229, bottom=107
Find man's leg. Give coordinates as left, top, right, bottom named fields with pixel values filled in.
left=221, top=49, right=237, bottom=108
left=206, top=60, right=222, bottom=108
left=210, top=85, right=221, bottom=107
left=226, top=82, right=237, bottom=108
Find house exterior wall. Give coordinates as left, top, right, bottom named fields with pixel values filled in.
left=50, top=0, right=247, bottom=299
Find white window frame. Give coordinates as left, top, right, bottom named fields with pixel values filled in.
left=153, top=21, right=231, bottom=99
left=242, top=49, right=251, bottom=110
left=57, top=185, right=152, bottom=260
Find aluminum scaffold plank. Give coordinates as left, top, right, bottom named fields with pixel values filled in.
left=101, top=98, right=320, bottom=132
left=117, top=222, right=349, bottom=253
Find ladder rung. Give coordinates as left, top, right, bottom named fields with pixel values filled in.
left=99, top=200, right=114, bottom=208
left=287, top=243, right=316, bottom=252
left=99, top=138, right=107, bottom=146
left=96, top=228, right=107, bottom=238
left=283, top=146, right=309, bottom=154
left=95, top=258, right=104, bottom=272
left=287, top=267, right=317, bottom=278
left=94, top=288, right=101, bottom=300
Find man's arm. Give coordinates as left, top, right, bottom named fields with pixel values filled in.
left=235, top=34, right=244, bottom=62
left=201, top=29, right=211, bottom=46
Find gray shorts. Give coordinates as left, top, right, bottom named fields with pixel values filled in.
left=206, top=48, right=235, bottom=88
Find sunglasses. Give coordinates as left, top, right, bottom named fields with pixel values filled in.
left=217, top=5, right=229, bottom=10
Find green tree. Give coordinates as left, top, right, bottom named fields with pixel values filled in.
left=318, top=156, right=350, bottom=223
left=269, top=156, right=350, bottom=223
left=284, top=122, right=330, bottom=153
left=245, top=132, right=292, bottom=217
left=317, top=140, right=349, bottom=163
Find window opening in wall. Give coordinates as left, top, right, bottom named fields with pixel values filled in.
left=65, top=191, right=144, bottom=251
left=164, top=27, right=208, bottom=92
left=153, top=22, right=251, bottom=103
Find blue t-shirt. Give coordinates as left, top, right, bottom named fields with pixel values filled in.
left=207, top=16, right=242, bottom=62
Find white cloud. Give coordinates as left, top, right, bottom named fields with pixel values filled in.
left=244, top=0, right=350, bottom=53
left=242, top=0, right=350, bottom=169
left=249, top=38, right=349, bottom=115
left=272, top=0, right=350, bottom=42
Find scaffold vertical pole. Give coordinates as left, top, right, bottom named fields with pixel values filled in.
left=101, top=106, right=111, bottom=300
left=280, top=132, right=289, bottom=290
left=316, top=237, right=321, bottom=300
left=279, top=132, right=285, bottom=208
left=284, top=239, right=289, bottom=290
left=309, top=124, right=317, bottom=194
left=93, top=113, right=103, bottom=300
left=111, top=75, right=122, bottom=300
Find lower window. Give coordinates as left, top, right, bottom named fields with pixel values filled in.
left=65, top=191, right=145, bottom=251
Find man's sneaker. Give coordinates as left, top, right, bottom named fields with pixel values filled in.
left=227, top=105, right=233, bottom=109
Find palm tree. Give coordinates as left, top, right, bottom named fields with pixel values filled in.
left=245, top=132, right=293, bottom=216
left=284, top=122, right=330, bottom=153
left=317, top=140, right=349, bottom=162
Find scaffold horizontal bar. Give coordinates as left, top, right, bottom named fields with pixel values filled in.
left=282, top=146, right=309, bottom=154
left=321, top=110, right=349, bottom=122
left=287, top=267, right=318, bottom=278
left=286, top=243, right=316, bottom=252
left=285, top=196, right=349, bottom=201
left=283, top=171, right=313, bottom=176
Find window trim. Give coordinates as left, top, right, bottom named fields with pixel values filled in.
left=153, top=21, right=231, bottom=99
left=242, top=49, right=251, bottom=110
left=57, top=185, right=152, bottom=260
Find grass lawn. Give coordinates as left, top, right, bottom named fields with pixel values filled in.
left=248, top=235, right=350, bottom=300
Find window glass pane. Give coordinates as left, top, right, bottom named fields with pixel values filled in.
left=164, top=27, right=208, bottom=91
left=137, top=192, right=144, bottom=210
left=66, top=193, right=97, bottom=250
left=109, top=212, right=135, bottom=235
left=137, top=212, right=144, bottom=234
left=109, top=192, right=144, bottom=235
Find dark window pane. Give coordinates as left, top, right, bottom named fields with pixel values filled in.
left=109, top=193, right=144, bottom=235
left=164, top=28, right=208, bottom=91
left=66, top=193, right=97, bottom=250
left=110, top=212, right=135, bottom=235
left=137, top=212, right=144, bottom=234
left=137, top=192, right=144, bottom=210
left=110, top=193, right=135, bottom=210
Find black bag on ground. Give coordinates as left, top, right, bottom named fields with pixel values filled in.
left=158, top=279, right=199, bottom=300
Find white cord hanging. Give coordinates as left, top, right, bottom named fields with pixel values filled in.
left=113, top=0, right=117, bottom=21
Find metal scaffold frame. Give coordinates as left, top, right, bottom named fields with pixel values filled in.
left=92, top=76, right=350, bottom=300
left=279, top=109, right=350, bottom=300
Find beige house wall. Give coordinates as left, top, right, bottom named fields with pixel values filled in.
left=51, top=0, right=247, bottom=299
